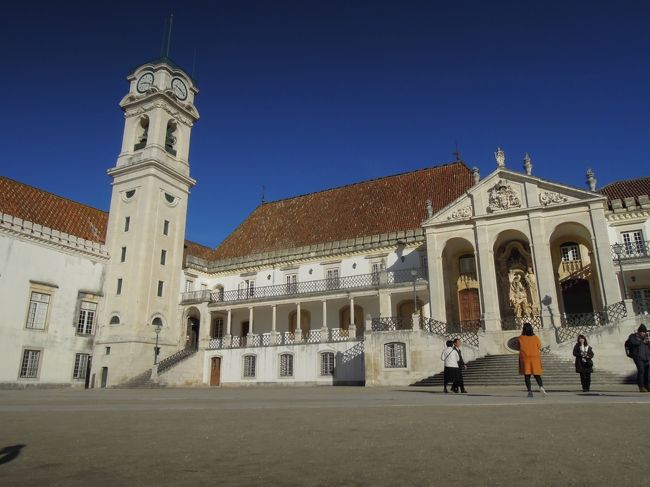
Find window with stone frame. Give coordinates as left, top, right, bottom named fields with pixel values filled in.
left=73, top=353, right=91, bottom=380
left=325, top=267, right=340, bottom=290
left=26, top=291, right=51, bottom=330
left=320, top=352, right=335, bottom=376
left=20, top=349, right=41, bottom=378
left=77, top=301, right=97, bottom=335
left=280, top=354, right=294, bottom=377
left=560, top=243, right=580, bottom=262
left=459, top=254, right=476, bottom=276
left=243, top=355, right=256, bottom=378
left=622, top=230, right=644, bottom=256
left=286, top=273, right=298, bottom=294
left=384, top=342, right=407, bottom=368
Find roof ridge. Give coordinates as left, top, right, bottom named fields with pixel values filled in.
left=0, top=175, right=108, bottom=215
left=262, top=160, right=470, bottom=206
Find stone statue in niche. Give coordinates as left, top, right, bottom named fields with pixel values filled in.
left=507, top=268, right=540, bottom=318
left=488, top=180, right=521, bottom=211
left=525, top=267, right=540, bottom=316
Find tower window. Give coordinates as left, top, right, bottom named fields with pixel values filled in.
left=157, top=281, right=164, bottom=297
left=124, top=217, right=130, bottom=232
left=165, top=120, right=177, bottom=156
left=117, top=278, right=123, bottom=295
left=120, top=247, right=127, bottom=262
left=134, top=116, right=149, bottom=151
left=163, top=220, right=170, bottom=236
left=161, top=249, right=167, bottom=265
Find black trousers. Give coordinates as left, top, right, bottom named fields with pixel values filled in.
left=524, top=374, right=543, bottom=391
left=633, top=358, right=649, bottom=389
left=579, top=372, right=591, bottom=391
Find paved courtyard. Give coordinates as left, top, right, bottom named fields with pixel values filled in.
left=1, top=385, right=648, bottom=486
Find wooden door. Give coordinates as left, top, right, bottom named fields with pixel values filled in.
left=210, top=357, right=221, bottom=386
left=459, top=289, right=480, bottom=321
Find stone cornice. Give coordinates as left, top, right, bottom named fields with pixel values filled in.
left=186, top=228, right=426, bottom=275
left=605, top=208, right=650, bottom=224
left=0, top=212, right=109, bottom=260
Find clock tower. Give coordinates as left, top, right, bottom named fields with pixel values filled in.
left=93, top=57, right=199, bottom=387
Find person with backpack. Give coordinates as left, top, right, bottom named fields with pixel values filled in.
left=625, top=324, right=650, bottom=392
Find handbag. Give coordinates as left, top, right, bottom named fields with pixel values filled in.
left=583, top=357, right=593, bottom=369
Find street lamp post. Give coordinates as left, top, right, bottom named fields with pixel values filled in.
left=612, top=243, right=629, bottom=300
left=153, top=322, right=162, bottom=365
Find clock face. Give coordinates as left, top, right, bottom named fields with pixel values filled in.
left=136, top=73, right=154, bottom=93
left=171, top=77, right=188, bottom=100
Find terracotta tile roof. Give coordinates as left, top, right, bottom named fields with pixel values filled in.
left=208, top=161, right=473, bottom=261
left=0, top=176, right=108, bottom=243
left=598, top=176, right=650, bottom=208
left=183, top=239, right=217, bottom=263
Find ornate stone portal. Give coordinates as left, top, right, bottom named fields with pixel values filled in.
left=495, top=241, right=540, bottom=322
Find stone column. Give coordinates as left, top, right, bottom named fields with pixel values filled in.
left=270, top=304, right=280, bottom=345
left=378, top=290, right=392, bottom=317
left=474, top=223, right=502, bottom=331
left=348, top=297, right=355, bottom=337
left=589, top=204, right=622, bottom=306
left=529, top=213, right=561, bottom=328
left=224, top=309, right=232, bottom=347
left=248, top=307, right=254, bottom=335
left=294, top=302, right=303, bottom=341
left=320, top=300, right=329, bottom=341
left=198, top=303, right=212, bottom=350
left=426, top=231, right=446, bottom=321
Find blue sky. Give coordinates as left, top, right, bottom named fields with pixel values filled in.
left=2, top=1, right=649, bottom=247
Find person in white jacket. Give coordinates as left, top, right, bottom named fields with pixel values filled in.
left=440, top=340, right=454, bottom=393
left=441, top=337, right=467, bottom=393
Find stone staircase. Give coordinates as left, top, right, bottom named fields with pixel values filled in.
left=412, top=353, right=633, bottom=387
left=118, top=348, right=198, bottom=388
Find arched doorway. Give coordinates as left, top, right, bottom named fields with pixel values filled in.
left=339, top=304, right=364, bottom=336
left=441, top=237, right=480, bottom=328
left=561, top=279, right=594, bottom=315
left=396, top=300, right=423, bottom=329
left=289, top=309, right=311, bottom=335
left=185, top=307, right=201, bottom=350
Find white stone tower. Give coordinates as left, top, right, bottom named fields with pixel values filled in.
left=93, top=57, right=199, bottom=387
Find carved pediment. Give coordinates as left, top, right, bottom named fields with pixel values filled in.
left=487, top=179, right=521, bottom=212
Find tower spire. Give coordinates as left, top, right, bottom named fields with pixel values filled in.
left=160, top=13, right=174, bottom=58
left=166, top=13, right=174, bottom=58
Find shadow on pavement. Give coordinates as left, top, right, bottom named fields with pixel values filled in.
left=0, top=444, right=26, bottom=466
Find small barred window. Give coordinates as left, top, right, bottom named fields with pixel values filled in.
left=320, top=352, right=335, bottom=376
left=20, top=349, right=40, bottom=378
left=384, top=342, right=407, bottom=368
left=243, top=355, right=256, bottom=378
left=280, top=354, right=293, bottom=377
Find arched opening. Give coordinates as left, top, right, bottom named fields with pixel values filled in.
left=288, top=309, right=311, bottom=335
left=185, top=307, right=200, bottom=350
left=549, top=222, right=601, bottom=317
left=396, top=300, right=424, bottom=329
left=134, top=115, right=149, bottom=150
left=493, top=230, right=540, bottom=329
left=441, top=237, right=480, bottom=329
left=109, top=315, right=120, bottom=325
left=165, top=119, right=177, bottom=156
left=339, top=304, right=364, bottom=335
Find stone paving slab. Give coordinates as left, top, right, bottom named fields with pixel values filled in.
left=0, top=386, right=648, bottom=486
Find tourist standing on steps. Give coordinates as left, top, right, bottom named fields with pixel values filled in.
left=450, top=337, right=467, bottom=393
left=573, top=334, right=594, bottom=392
left=440, top=339, right=454, bottom=393
left=518, top=322, right=547, bottom=397
left=624, top=324, right=650, bottom=392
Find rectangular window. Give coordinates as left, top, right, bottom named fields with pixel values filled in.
left=561, top=245, right=580, bottom=262
left=73, top=353, right=90, bottom=380
left=286, top=274, right=298, bottom=294
left=20, top=349, right=40, bottom=378
left=239, top=279, right=255, bottom=298
left=185, top=280, right=194, bottom=293
left=105, top=346, right=111, bottom=355
left=420, top=254, right=429, bottom=278
left=121, top=246, right=127, bottom=262
left=157, top=281, right=164, bottom=297
left=633, top=289, right=650, bottom=314
left=163, top=220, right=170, bottom=236
left=211, top=318, right=224, bottom=338
left=160, top=249, right=167, bottom=265
left=384, top=342, right=407, bottom=368
left=622, top=230, right=644, bottom=256
left=124, top=216, right=130, bottom=232
left=371, top=260, right=386, bottom=285
left=243, top=355, right=256, bottom=378
left=280, top=354, right=294, bottom=377
left=77, top=301, right=97, bottom=335
left=117, top=278, right=123, bottom=295
left=459, top=256, right=476, bottom=275
left=26, top=292, right=50, bottom=330
left=326, top=268, right=340, bottom=290
left=320, top=352, right=335, bottom=376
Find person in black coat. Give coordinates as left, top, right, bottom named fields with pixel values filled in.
left=625, top=323, right=650, bottom=392
left=572, top=334, right=594, bottom=392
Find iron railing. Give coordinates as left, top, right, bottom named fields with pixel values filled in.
left=557, top=301, right=627, bottom=343
left=207, top=328, right=361, bottom=350
left=501, top=315, right=543, bottom=331
left=371, top=316, right=411, bottom=331
left=181, top=269, right=426, bottom=305
left=420, top=317, right=480, bottom=348
left=611, top=241, right=650, bottom=260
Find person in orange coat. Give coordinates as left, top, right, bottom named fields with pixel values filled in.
left=518, top=322, right=547, bottom=397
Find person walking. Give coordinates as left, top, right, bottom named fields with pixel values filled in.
left=440, top=339, right=454, bottom=393
left=625, top=324, right=650, bottom=392
left=450, top=337, right=468, bottom=393
left=572, top=334, right=594, bottom=392
left=518, top=322, right=546, bottom=397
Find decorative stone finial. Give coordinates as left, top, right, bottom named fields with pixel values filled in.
left=425, top=199, right=433, bottom=218
left=495, top=147, right=505, bottom=168
left=586, top=168, right=597, bottom=191
left=523, top=153, right=532, bottom=175
left=472, top=166, right=480, bottom=185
